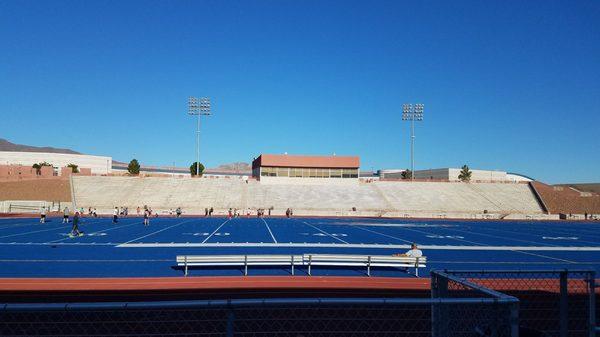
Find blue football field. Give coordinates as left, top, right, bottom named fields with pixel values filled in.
left=0, top=216, right=599, bottom=278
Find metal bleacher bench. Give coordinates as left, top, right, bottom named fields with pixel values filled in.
left=176, top=254, right=426, bottom=277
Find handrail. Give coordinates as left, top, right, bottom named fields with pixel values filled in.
left=0, top=296, right=517, bottom=312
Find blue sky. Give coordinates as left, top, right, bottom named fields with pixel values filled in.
left=0, top=0, right=599, bottom=183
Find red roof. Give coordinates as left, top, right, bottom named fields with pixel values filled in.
left=253, top=154, right=360, bottom=169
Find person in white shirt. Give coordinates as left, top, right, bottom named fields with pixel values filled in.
left=40, top=207, right=46, bottom=223
left=394, top=243, right=423, bottom=258
left=113, top=207, right=119, bottom=223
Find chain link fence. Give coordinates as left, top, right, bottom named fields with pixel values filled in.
left=441, top=270, right=597, bottom=337
left=0, top=270, right=596, bottom=337
left=1, top=298, right=516, bottom=336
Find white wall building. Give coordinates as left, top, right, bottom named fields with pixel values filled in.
left=0, top=151, right=112, bottom=175
left=379, top=168, right=533, bottom=182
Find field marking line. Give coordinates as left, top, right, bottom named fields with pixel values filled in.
left=396, top=224, right=580, bottom=262
left=299, top=220, right=349, bottom=244
left=121, top=219, right=195, bottom=245
left=396, top=226, right=487, bottom=246
left=470, top=223, right=600, bottom=245
left=353, top=226, right=414, bottom=244
left=47, top=219, right=140, bottom=243
left=0, top=224, right=74, bottom=239
left=0, top=259, right=172, bottom=262
left=440, top=225, right=561, bottom=247
left=511, top=250, right=577, bottom=264
left=202, top=218, right=231, bottom=244
left=116, top=242, right=600, bottom=251
left=261, top=218, right=277, bottom=243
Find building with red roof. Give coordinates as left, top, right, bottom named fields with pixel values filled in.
left=252, top=154, right=360, bottom=183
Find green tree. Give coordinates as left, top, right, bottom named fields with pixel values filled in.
left=458, top=165, right=472, bottom=182
left=32, top=162, right=52, bottom=175
left=190, top=162, right=205, bottom=177
left=67, top=163, right=79, bottom=173
left=128, top=159, right=140, bottom=175
left=401, top=169, right=412, bottom=180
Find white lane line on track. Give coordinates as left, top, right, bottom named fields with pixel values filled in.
left=202, top=219, right=231, bottom=244
left=121, top=219, right=195, bottom=244
left=300, top=220, right=349, bottom=244
left=115, top=242, right=600, bottom=250
left=354, top=226, right=413, bottom=244
left=261, top=218, right=277, bottom=243
left=47, top=220, right=139, bottom=243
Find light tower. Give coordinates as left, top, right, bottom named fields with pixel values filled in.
left=402, top=103, right=424, bottom=181
left=188, top=96, right=211, bottom=176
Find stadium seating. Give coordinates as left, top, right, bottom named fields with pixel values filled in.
left=72, top=176, right=545, bottom=218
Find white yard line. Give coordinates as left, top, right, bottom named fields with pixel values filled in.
left=202, top=219, right=231, bottom=244
left=47, top=220, right=139, bottom=243
left=261, top=218, right=278, bottom=243
left=511, top=250, right=577, bottom=264
left=354, top=226, right=414, bottom=244
left=121, top=219, right=194, bottom=244
left=0, top=225, right=73, bottom=239
left=116, top=242, right=600, bottom=251
left=299, top=220, right=349, bottom=244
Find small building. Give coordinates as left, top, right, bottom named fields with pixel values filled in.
left=252, top=154, right=360, bottom=184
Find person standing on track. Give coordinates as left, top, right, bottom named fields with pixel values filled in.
left=113, top=207, right=119, bottom=223
left=40, top=207, right=47, bottom=223
left=62, top=207, right=69, bottom=223
left=176, top=207, right=182, bottom=218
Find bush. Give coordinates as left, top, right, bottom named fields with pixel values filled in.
left=190, top=162, right=205, bottom=177
left=32, top=162, right=52, bottom=175
left=67, top=163, right=79, bottom=173
left=458, top=165, right=472, bottom=182
left=128, top=159, right=140, bottom=175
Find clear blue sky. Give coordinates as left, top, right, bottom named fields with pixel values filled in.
left=1, top=0, right=599, bottom=183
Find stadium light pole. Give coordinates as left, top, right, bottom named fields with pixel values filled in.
left=402, top=103, right=424, bottom=181
left=188, top=97, right=211, bottom=176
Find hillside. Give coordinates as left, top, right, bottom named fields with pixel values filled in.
left=0, top=138, right=81, bottom=154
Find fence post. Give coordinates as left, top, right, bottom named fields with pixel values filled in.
left=226, top=308, right=235, bottom=337
left=431, top=273, right=449, bottom=337
left=308, top=255, right=312, bottom=276
left=559, top=270, right=568, bottom=337
left=509, top=301, right=520, bottom=337
left=244, top=255, right=248, bottom=276
left=291, top=255, right=295, bottom=276
left=589, top=271, right=596, bottom=337
left=367, top=256, right=371, bottom=277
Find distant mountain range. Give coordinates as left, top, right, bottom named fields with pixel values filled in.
left=0, top=138, right=81, bottom=154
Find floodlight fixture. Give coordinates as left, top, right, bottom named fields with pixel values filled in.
left=402, top=103, right=425, bottom=181
left=188, top=96, right=212, bottom=176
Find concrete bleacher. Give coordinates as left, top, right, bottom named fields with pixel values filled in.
left=72, top=176, right=549, bottom=219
